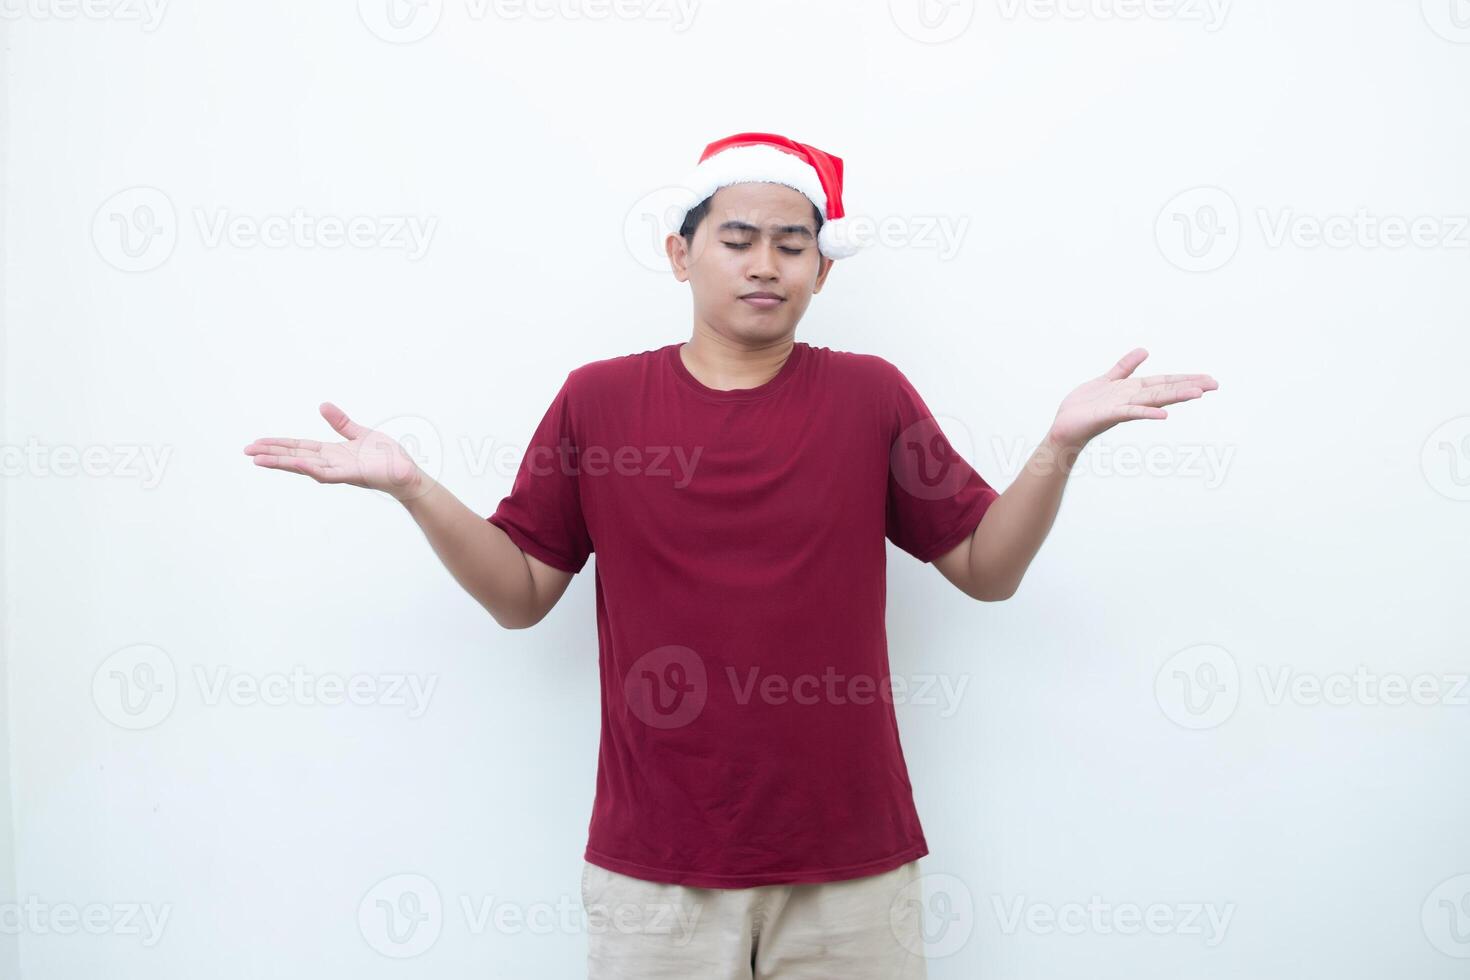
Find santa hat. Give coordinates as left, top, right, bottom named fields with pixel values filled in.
left=665, top=132, right=863, bottom=260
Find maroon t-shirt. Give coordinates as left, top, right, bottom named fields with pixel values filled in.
left=487, top=341, right=999, bottom=888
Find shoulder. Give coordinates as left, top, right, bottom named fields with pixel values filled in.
left=802, top=343, right=909, bottom=396
left=560, top=345, right=668, bottom=395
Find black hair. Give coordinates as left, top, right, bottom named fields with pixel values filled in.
left=679, top=191, right=825, bottom=242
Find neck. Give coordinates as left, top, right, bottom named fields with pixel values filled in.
left=680, top=325, right=796, bottom=392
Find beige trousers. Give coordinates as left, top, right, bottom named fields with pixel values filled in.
left=581, top=858, right=929, bottom=979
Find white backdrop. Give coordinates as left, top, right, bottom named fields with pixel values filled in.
left=3, top=0, right=1468, bottom=977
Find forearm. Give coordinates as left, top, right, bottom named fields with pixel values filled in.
left=964, top=432, right=1078, bottom=599
left=397, top=476, right=543, bottom=628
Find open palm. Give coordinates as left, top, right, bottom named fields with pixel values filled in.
left=1049, top=348, right=1219, bottom=452
left=244, top=402, right=427, bottom=501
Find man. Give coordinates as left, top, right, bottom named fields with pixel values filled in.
left=244, top=132, right=1218, bottom=978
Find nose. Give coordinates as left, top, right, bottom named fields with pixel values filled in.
left=746, top=240, right=780, bottom=281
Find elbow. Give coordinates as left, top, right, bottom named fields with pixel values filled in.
left=487, top=601, right=546, bottom=631
left=970, top=576, right=1018, bottom=602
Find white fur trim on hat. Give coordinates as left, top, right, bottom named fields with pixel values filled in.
left=667, top=144, right=863, bottom=258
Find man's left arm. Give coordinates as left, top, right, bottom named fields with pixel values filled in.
left=933, top=347, right=1219, bottom=601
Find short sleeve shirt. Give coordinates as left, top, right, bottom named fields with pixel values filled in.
left=487, top=341, right=999, bottom=887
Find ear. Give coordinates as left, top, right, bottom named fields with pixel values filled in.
left=811, top=254, right=835, bottom=294
left=666, top=233, right=691, bottom=283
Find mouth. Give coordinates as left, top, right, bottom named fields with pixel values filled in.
left=739, top=292, right=785, bottom=310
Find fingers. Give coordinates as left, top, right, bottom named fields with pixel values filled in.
left=1122, top=405, right=1168, bottom=420
left=1132, top=381, right=1208, bottom=407
left=1138, top=373, right=1218, bottom=389
left=1103, top=347, right=1149, bottom=381
left=320, top=402, right=368, bottom=441
left=251, top=453, right=331, bottom=480
left=243, top=438, right=323, bottom=455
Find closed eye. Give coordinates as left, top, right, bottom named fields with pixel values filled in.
left=723, top=242, right=805, bottom=255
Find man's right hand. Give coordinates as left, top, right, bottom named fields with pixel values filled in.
left=243, top=402, right=428, bottom=502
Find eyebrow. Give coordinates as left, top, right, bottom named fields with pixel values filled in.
left=716, top=220, right=815, bottom=240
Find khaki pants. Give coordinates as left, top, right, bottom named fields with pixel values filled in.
left=581, top=859, right=929, bottom=979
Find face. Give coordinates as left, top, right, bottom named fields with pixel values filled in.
left=666, top=182, right=834, bottom=347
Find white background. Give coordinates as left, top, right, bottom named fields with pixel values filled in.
left=3, top=0, right=1468, bottom=976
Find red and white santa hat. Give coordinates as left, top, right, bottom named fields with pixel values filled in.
left=665, top=132, right=863, bottom=260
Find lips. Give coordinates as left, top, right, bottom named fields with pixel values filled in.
left=740, top=292, right=784, bottom=309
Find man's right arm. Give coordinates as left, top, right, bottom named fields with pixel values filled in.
left=399, top=475, right=574, bottom=630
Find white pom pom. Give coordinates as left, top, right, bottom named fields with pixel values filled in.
left=818, top=217, right=863, bottom=259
